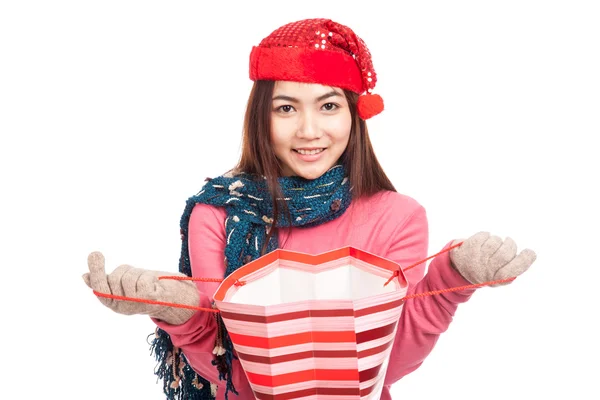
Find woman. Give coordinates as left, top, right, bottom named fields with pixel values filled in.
left=83, top=18, right=536, bottom=400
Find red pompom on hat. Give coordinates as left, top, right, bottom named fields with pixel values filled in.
left=249, top=18, right=384, bottom=120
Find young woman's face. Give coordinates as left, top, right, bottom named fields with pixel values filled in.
left=270, top=81, right=352, bottom=180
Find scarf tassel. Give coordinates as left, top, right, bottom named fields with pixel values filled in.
left=150, top=328, right=217, bottom=399
left=211, top=313, right=239, bottom=399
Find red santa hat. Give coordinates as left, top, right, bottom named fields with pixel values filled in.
left=249, top=18, right=384, bottom=120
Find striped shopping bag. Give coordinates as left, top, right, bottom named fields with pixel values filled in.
left=213, top=247, right=408, bottom=399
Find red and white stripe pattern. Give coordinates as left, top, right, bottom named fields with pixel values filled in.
left=214, top=247, right=408, bottom=399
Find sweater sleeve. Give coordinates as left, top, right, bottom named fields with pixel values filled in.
left=383, top=205, right=476, bottom=386
left=152, top=203, right=252, bottom=391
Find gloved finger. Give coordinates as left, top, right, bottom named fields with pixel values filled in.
left=108, top=264, right=132, bottom=300
left=488, top=236, right=517, bottom=274
left=494, top=248, right=537, bottom=282
left=481, top=235, right=503, bottom=262
left=464, top=231, right=490, bottom=255
left=137, top=270, right=158, bottom=298
left=87, top=252, right=111, bottom=294
left=121, top=267, right=146, bottom=298
left=451, top=231, right=488, bottom=264
left=117, top=267, right=152, bottom=315
left=82, top=272, right=91, bottom=288
left=87, top=252, right=113, bottom=307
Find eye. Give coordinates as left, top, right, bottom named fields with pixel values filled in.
left=276, top=105, right=295, bottom=113
left=322, top=103, right=338, bottom=111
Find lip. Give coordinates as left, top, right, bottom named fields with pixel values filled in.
left=293, top=148, right=326, bottom=162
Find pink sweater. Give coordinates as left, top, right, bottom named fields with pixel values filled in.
left=154, top=190, right=475, bottom=399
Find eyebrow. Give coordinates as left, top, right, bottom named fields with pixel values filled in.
left=272, top=90, right=342, bottom=103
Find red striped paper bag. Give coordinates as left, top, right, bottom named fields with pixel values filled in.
left=213, top=247, right=408, bottom=400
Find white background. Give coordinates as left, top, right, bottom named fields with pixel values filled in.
left=1, top=1, right=598, bottom=399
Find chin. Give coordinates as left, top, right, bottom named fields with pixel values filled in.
left=292, top=164, right=330, bottom=180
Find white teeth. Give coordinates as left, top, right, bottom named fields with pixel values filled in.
left=296, top=148, right=324, bottom=155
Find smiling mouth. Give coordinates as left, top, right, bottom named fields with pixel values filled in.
left=293, top=148, right=326, bottom=155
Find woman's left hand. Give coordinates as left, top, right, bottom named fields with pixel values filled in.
left=450, top=231, right=537, bottom=286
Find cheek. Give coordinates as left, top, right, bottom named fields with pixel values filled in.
left=326, top=114, right=352, bottom=143
left=270, top=118, right=293, bottom=153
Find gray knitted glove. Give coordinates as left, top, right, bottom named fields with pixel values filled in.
left=83, top=251, right=199, bottom=325
left=450, top=231, right=537, bottom=286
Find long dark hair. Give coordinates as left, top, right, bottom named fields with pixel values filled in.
left=235, top=80, right=396, bottom=253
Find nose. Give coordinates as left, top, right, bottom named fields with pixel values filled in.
left=296, top=111, right=322, bottom=140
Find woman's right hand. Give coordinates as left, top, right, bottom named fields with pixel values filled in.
left=83, top=251, right=199, bottom=325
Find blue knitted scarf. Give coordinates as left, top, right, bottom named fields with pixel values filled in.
left=149, top=164, right=352, bottom=399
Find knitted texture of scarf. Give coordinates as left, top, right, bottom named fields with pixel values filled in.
left=149, top=164, right=352, bottom=399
